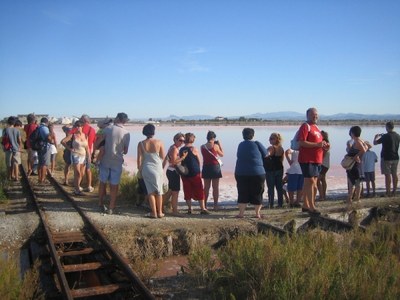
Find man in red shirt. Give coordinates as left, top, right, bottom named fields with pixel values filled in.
left=298, top=107, right=329, bottom=214
left=68, top=114, right=96, bottom=192
left=23, top=113, right=38, bottom=176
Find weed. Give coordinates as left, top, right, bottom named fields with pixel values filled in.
left=187, top=245, right=218, bottom=286
left=0, top=256, right=44, bottom=300
left=186, top=222, right=400, bottom=299
left=119, top=172, right=145, bottom=206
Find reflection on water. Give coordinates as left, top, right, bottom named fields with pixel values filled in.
left=55, top=124, right=389, bottom=204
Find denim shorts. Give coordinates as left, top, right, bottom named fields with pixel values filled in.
left=300, top=163, right=321, bottom=178
left=71, top=154, right=86, bottom=165
left=287, top=173, right=304, bottom=192
left=99, top=164, right=123, bottom=185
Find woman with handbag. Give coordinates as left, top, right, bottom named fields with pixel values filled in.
left=162, top=132, right=188, bottom=215
left=201, top=131, right=224, bottom=210
left=346, top=126, right=368, bottom=206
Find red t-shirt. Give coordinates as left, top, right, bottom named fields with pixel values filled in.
left=24, top=123, right=38, bottom=149
left=298, top=122, right=323, bottom=164
left=69, top=123, right=96, bottom=153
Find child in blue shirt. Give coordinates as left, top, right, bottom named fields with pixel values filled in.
left=362, top=143, right=378, bottom=197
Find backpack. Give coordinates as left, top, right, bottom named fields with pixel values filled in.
left=29, top=126, right=45, bottom=151
left=1, top=129, right=12, bottom=151
left=290, top=123, right=311, bottom=150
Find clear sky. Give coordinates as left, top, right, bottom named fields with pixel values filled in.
left=1, top=1, right=399, bottom=120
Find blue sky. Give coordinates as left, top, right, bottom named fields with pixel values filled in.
left=1, top=0, right=399, bottom=120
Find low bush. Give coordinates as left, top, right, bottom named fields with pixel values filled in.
left=119, top=171, right=145, bottom=206
left=187, top=221, right=400, bottom=299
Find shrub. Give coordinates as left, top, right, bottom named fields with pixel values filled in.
left=118, top=171, right=145, bottom=206
left=187, top=245, right=218, bottom=286
left=187, top=223, right=400, bottom=300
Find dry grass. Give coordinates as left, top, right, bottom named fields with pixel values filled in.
left=187, top=219, right=400, bottom=299
left=0, top=256, right=44, bottom=300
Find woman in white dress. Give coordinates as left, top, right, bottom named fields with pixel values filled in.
left=137, top=124, right=166, bottom=218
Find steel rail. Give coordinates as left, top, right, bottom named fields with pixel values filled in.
left=22, top=166, right=155, bottom=299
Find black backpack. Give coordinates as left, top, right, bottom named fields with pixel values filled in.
left=29, top=127, right=45, bottom=151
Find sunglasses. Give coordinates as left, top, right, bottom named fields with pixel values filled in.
left=178, top=139, right=185, bottom=142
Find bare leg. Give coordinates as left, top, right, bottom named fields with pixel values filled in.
left=64, top=164, right=70, bottom=185
left=203, top=179, right=211, bottom=208
left=73, top=164, right=82, bottom=192
left=347, top=178, right=354, bottom=205
left=199, top=199, right=207, bottom=211
left=85, top=167, right=92, bottom=189
left=288, top=191, right=295, bottom=205
left=353, top=180, right=361, bottom=201
left=186, top=199, right=192, bottom=213
left=163, top=189, right=172, bottom=211
left=98, top=181, right=107, bottom=206
left=311, top=177, right=318, bottom=209
left=384, top=174, right=391, bottom=196
left=39, top=165, right=47, bottom=183
left=109, top=184, right=119, bottom=210
left=147, top=194, right=157, bottom=217
left=392, top=173, right=398, bottom=196
left=302, top=178, right=313, bottom=210
left=170, top=191, right=179, bottom=214
left=27, top=150, right=33, bottom=175
left=295, top=190, right=303, bottom=205
left=371, top=180, right=376, bottom=197
left=156, top=194, right=164, bottom=217
left=212, top=178, right=220, bottom=209
left=237, top=203, right=246, bottom=217
left=11, top=155, right=19, bottom=180
left=254, top=204, right=262, bottom=218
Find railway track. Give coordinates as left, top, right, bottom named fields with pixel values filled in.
left=21, top=167, right=155, bottom=300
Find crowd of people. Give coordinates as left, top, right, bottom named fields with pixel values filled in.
left=1, top=107, right=399, bottom=219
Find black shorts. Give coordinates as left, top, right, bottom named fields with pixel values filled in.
left=167, top=169, right=180, bottom=191
left=235, top=174, right=265, bottom=205
left=202, top=164, right=222, bottom=179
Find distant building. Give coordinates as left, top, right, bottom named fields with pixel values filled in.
left=215, top=116, right=225, bottom=121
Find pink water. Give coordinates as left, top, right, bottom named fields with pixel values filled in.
left=55, top=124, right=390, bottom=204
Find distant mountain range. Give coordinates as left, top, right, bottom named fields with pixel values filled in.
left=150, top=112, right=400, bottom=121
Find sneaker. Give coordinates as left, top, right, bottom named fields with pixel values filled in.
left=73, top=190, right=83, bottom=196
left=85, top=186, right=94, bottom=193
left=200, top=210, right=210, bottom=215
left=107, top=208, right=114, bottom=215
left=78, top=186, right=83, bottom=192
